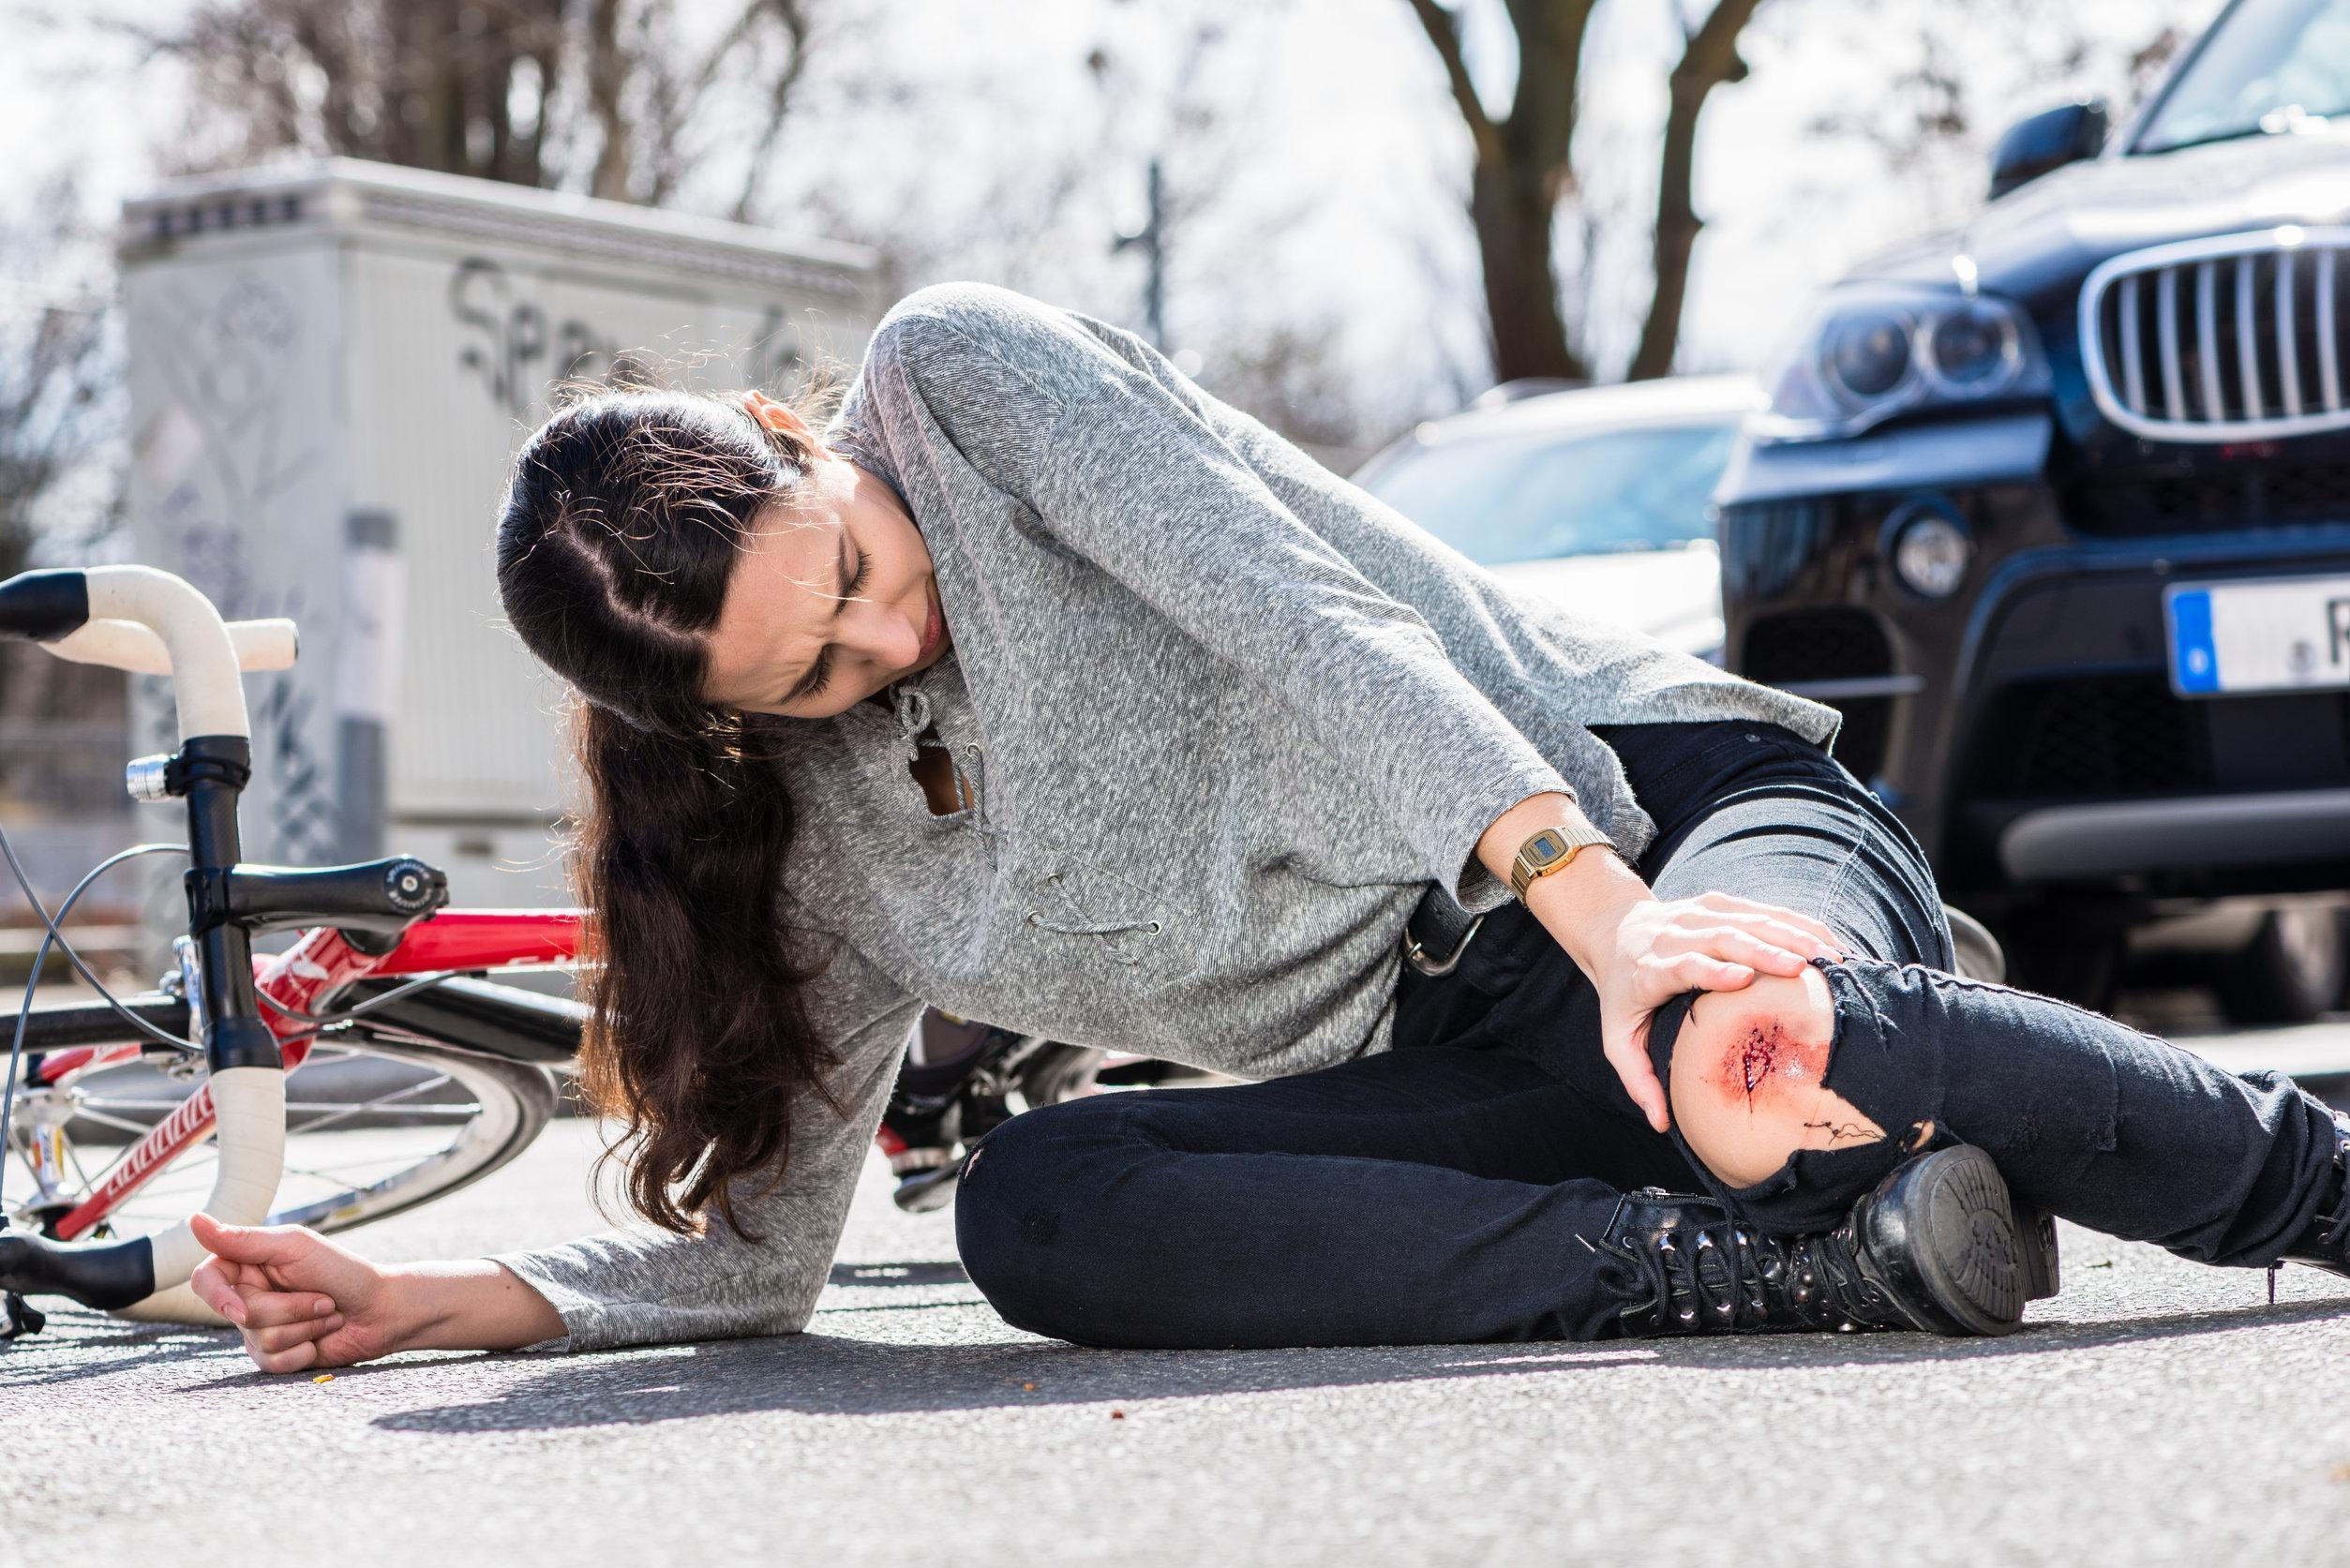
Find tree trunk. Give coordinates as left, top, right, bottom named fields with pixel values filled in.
left=586, top=0, right=636, bottom=202
left=1627, top=0, right=1762, bottom=382
left=1472, top=158, right=1584, bottom=383
left=1406, top=0, right=1596, bottom=387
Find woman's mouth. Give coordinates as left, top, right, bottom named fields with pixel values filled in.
left=918, top=581, right=942, bottom=660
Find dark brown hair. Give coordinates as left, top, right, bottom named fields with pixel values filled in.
left=494, top=379, right=847, bottom=1239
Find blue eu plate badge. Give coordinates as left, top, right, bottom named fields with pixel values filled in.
left=2163, top=576, right=2350, bottom=698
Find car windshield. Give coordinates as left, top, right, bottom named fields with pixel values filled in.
left=2136, top=0, right=2350, bottom=154
left=1358, top=420, right=1738, bottom=566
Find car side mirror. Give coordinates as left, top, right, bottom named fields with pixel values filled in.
left=1988, top=100, right=2109, bottom=201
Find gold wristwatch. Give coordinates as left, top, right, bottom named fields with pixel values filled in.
left=1507, top=826, right=1620, bottom=902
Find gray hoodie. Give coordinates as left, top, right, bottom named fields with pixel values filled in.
left=489, top=282, right=1838, bottom=1352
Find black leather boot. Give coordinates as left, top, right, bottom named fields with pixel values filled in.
left=1591, top=1143, right=2057, bottom=1337
left=2278, top=1108, right=2350, bottom=1278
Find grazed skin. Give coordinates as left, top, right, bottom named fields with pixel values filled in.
left=1668, top=968, right=1891, bottom=1188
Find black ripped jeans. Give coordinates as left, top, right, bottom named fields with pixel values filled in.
left=953, top=720, right=2350, bottom=1347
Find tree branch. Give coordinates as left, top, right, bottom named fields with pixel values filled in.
left=1403, top=0, right=1500, bottom=160
left=1627, top=0, right=1765, bottom=381
left=729, top=0, right=814, bottom=222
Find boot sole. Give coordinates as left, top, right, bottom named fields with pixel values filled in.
left=1860, top=1144, right=2033, bottom=1336
left=2014, top=1202, right=2061, bottom=1301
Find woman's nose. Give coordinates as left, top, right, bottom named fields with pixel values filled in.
left=842, top=594, right=921, bottom=673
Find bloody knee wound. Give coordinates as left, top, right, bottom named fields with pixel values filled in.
left=1711, top=1021, right=1831, bottom=1114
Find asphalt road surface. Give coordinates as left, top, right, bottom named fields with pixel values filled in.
left=9, top=1018, right=2350, bottom=1568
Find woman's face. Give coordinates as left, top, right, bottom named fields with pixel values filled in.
left=697, top=411, right=951, bottom=721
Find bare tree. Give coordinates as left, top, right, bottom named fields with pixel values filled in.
left=97, top=0, right=818, bottom=205
left=1404, top=0, right=1598, bottom=384
left=1803, top=3, right=2192, bottom=239
left=0, top=180, right=118, bottom=580
left=1628, top=0, right=1765, bottom=381
left=0, top=177, right=129, bottom=815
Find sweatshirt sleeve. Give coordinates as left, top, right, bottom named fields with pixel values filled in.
left=876, top=283, right=1573, bottom=914
left=484, top=931, right=921, bottom=1354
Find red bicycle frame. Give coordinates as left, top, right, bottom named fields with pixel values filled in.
left=35, top=909, right=581, bottom=1242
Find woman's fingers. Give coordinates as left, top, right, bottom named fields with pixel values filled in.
left=188, top=1256, right=248, bottom=1324
left=232, top=1288, right=340, bottom=1331
left=189, top=1211, right=323, bottom=1277
left=1695, top=891, right=1845, bottom=954
left=1604, top=1018, right=1671, bottom=1134
left=247, top=1314, right=344, bottom=1357
left=251, top=1337, right=322, bottom=1376
left=1723, top=928, right=1813, bottom=976
left=1652, top=923, right=1810, bottom=977
left=1707, top=908, right=1845, bottom=961
left=1649, top=950, right=1755, bottom=992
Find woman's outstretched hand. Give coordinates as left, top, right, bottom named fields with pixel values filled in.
left=188, top=1211, right=400, bottom=1373
left=1539, top=875, right=1847, bottom=1134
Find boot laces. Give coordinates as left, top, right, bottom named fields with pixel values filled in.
left=1598, top=1189, right=1902, bottom=1335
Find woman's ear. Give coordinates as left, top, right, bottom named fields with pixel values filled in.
left=741, top=390, right=817, bottom=446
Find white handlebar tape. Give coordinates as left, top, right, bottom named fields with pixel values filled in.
left=128, top=1067, right=289, bottom=1316
left=79, top=565, right=253, bottom=741
left=47, top=616, right=299, bottom=678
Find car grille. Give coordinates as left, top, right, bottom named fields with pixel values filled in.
left=2082, top=226, right=2350, bottom=443
left=1966, top=672, right=2350, bottom=799
left=1970, top=675, right=2213, bottom=797
left=2066, top=455, right=2350, bottom=537
left=1741, top=608, right=1892, bottom=779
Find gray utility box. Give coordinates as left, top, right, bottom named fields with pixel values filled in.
left=117, top=157, right=879, bottom=938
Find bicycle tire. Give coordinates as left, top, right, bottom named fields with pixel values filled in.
left=6, top=993, right=561, bottom=1322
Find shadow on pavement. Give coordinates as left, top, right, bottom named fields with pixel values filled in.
left=11, top=1262, right=2343, bottom=1416
left=0, top=1311, right=237, bottom=1388
left=336, top=1268, right=2350, bottom=1434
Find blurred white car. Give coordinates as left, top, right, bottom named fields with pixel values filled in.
left=1351, top=374, right=1759, bottom=662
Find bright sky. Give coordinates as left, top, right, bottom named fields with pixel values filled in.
left=2, top=0, right=2227, bottom=448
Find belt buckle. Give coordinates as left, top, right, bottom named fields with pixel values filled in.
left=1401, top=910, right=1486, bottom=978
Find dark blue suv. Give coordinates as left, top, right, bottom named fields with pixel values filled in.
left=1715, top=0, right=2350, bottom=1018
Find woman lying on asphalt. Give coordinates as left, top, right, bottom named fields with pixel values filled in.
left=189, top=281, right=2350, bottom=1370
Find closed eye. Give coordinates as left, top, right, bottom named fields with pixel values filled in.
left=800, top=545, right=871, bottom=699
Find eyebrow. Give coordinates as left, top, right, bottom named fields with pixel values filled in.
left=774, top=530, right=853, bottom=705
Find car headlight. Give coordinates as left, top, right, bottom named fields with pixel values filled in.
left=1753, top=284, right=2049, bottom=442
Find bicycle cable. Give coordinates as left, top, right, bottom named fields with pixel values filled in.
left=256, top=970, right=458, bottom=1028
left=0, top=796, right=480, bottom=1230
left=0, top=818, right=386, bottom=1224
left=0, top=825, right=195, bottom=1219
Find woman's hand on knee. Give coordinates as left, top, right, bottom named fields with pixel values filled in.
left=1579, top=891, right=1848, bottom=1135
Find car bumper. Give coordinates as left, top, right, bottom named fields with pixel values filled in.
left=1717, top=413, right=2350, bottom=906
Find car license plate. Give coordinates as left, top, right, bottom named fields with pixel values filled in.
left=2164, top=575, right=2350, bottom=697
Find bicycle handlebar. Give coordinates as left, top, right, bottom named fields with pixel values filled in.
left=47, top=615, right=299, bottom=680
left=0, top=564, right=293, bottom=1314
left=0, top=565, right=273, bottom=740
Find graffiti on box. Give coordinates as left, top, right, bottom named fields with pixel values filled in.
left=450, top=255, right=812, bottom=414
left=450, top=258, right=626, bottom=416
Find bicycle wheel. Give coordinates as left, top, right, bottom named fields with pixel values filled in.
left=7, top=1008, right=558, bottom=1277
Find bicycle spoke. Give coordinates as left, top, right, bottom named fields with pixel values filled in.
left=282, top=1075, right=456, bottom=1138
left=278, top=1151, right=443, bottom=1186
left=14, top=1041, right=546, bottom=1243
left=62, top=1106, right=158, bottom=1140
